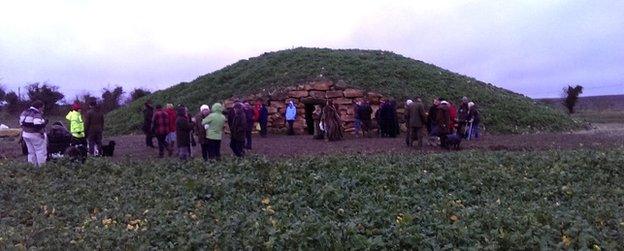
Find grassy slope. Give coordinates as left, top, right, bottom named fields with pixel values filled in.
left=1, top=150, right=622, bottom=249
left=106, top=48, right=579, bottom=134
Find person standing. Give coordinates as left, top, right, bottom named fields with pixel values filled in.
left=312, top=105, right=324, bottom=140
left=65, top=102, right=86, bottom=147
left=353, top=100, right=362, bottom=137
left=202, top=103, right=226, bottom=160
left=358, top=99, right=373, bottom=138
left=284, top=100, right=297, bottom=135
left=84, top=101, right=104, bottom=156
left=142, top=100, right=155, bottom=148
left=457, top=96, right=470, bottom=138
left=436, top=101, right=452, bottom=149
left=152, top=105, right=170, bottom=158
left=175, top=106, right=193, bottom=160
left=256, top=99, right=269, bottom=137
left=321, top=100, right=343, bottom=141
left=164, top=103, right=177, bottom=156
left=405, top=97, right=428, bottom=148
left=19, top=100, right=48, bottom=167
left=404, top=99, right=414, bottom=145
left=427, top=99, right=439, bottom=135
left=243, top=101, right=254, bottom=150
left=194, top=105, right=210, bottom=161
left=467, top=102, right=481, bottom=140
left=227, top=102, right=247, bottom=157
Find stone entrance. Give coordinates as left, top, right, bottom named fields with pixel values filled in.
left=223, top=81, right=404, bottom=135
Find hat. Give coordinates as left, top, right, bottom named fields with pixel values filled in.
left=468, top=102, right=475, bottom=108
left=406, top=99, right=413, bottom=105
left=72, top=102, right=81, bottom=110
left=200, top=104, right=210, bottom=111
left=440, top=101, right=450, bottom=105
left=462, top=96, right=469, bottom=102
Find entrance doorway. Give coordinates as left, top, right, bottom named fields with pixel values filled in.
left=304, top=104, right=315, bottom=135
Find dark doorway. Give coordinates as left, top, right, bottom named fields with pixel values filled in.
left=304, top=104, right=315, bottom=135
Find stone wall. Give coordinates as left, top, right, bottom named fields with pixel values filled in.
left=224, top=81, right=406, bottom=135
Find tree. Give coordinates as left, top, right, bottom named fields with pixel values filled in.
left=26, top=83, right=64, bottom=114
left=0, top=85, right=6, bottom=102
left=562, top=85, right=583, bottom=114
left=101, top=86, right=124, bottom=113
left=4, top=91, right=26, bottom=114
left=128, top=88, right=151, bottom=103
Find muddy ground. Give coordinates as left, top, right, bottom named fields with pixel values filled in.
left=2, top=123, right=623, bottom=161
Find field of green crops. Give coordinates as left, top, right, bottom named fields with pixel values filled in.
left=1, top=149, right=623, bottom=249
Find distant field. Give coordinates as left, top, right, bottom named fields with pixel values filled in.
left=538, top=94, right=624, bottom=124
left=539, top=94, right=624, bottom=111
left=573, top=110, right=624, bottom=124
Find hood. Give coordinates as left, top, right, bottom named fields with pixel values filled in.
left=211, top=103, right=223, bottom=113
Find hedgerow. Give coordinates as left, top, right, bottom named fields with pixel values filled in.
left=1, top=150, right=622, bottom=249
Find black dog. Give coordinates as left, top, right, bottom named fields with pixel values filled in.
left=102, top=140, right=116, bottom=157
left=446, top=133, right=462, bottom=150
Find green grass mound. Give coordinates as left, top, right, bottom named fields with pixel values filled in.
left=2, top=150, right=623, bottom=249
left=106, top=47, right=579, bottom=134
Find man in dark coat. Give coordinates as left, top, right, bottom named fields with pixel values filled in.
left=228, top=102, right=247, bottom=157
left=427, top=98, right=439, bottom=135
left=143, top=100, right=155, bottom=148
left=436, top=101, right=452, bottom=149
left=357, top=99, right=373, bottom=138
left=457, top=96, right=470, bottom=138
left=256, top=99, right=269, bottom=137
left=176, top=106, right=193, bottom=160
left=405, top=98, right=428, bottom=148
left=194, top=105, right=210, bottom=161
left=84, top=101, right=105, bottom=156
left=243, top=101, right=254, bottom=150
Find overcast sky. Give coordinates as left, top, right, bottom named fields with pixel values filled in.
left=1, top=0, right=623, bottom=99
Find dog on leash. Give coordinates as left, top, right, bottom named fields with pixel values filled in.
left=445, top=133, right=462, bottom=150
left=102, top=140, right=116, bottom=157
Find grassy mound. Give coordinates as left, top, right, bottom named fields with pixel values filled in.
left=2, top=150, right=623, bottom=249
left=106, top=48, right=579, bottom=134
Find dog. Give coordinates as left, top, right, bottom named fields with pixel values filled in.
left=445, top=133, right=462, bottom=150
left=102, top=140, right=116, bottom=157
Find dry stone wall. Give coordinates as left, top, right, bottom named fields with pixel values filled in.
left=224, top=81, right=407, bottom=135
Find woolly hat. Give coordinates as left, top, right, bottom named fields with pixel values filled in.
left=72, top=102, right=81, bottom=110
left=440, top=101, right=450, bottom=105
left=200, top=104, right=210, bottom=111
left=406, top=99, right=413, bottom=105
left=468, top=102, right=475, bottom=108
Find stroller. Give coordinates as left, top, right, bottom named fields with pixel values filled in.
left=47, top=122, right=72, bottom=160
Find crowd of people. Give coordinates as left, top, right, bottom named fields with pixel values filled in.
left=17, top=95, right=481, bottom=166
left=142, top=99, right=270, bottom=161
left=18, top=100, right=107, bottom=167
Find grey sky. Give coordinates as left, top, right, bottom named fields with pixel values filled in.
left=1, top=0, right=623, bottom=99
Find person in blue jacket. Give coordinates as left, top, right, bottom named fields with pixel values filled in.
left=284, top=99, right=297, bottom=135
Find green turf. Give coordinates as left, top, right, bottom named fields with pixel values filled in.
left=105, top=47, right=580, bottom=135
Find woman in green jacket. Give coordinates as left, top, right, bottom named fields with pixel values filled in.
left=202, top=103, right=225, bottom=160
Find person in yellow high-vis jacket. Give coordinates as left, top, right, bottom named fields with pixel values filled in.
left=66, top=102, right=86, bottom=146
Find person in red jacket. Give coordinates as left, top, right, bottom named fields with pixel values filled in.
left=446, top=100, right=458, bottom=132
left=152, top=105, right=170, bottom=158
left=164, top=103, right=177, bottom=156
